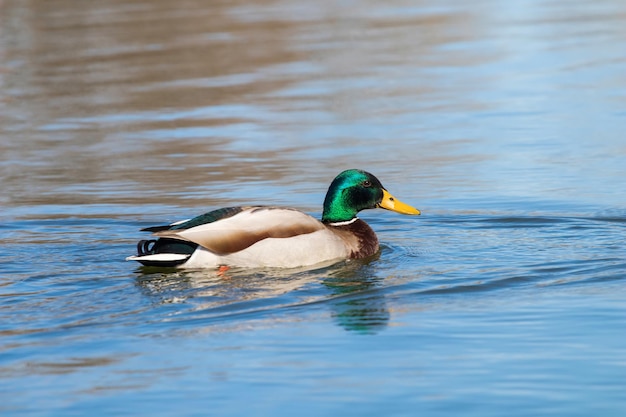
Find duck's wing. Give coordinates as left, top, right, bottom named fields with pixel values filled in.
left=152, top=206, right=325, bottom=256
left=141, top=206, right=245, bottom=232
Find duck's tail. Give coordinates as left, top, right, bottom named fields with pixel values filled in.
left=126, top=238, right=198, bottom=267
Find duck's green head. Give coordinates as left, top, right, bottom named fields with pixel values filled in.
left=322, top=169, right=421, bottom=224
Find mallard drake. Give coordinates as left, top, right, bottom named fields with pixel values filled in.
left=126, top=169, right=420, bottom=268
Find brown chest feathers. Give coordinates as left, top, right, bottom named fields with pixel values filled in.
left=327, top=219, right=379, bottom=259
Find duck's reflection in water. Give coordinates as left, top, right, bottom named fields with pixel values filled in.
left=322, top=255, right=390, bottom=334
left=133, top=253, right=390, bottom=334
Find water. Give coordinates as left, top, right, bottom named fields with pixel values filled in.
left=1, top=0, right=625, bottom=415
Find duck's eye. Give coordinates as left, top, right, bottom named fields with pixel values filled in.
left=362, top=180, right=372, bottom=187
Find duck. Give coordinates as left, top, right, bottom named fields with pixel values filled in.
left=126, top=169, right=420, bottom=269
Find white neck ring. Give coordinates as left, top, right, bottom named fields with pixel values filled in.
left=328, top=217, right=358, bottom=227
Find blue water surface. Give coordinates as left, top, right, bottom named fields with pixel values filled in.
left=1, top=0, right=625, bottom=416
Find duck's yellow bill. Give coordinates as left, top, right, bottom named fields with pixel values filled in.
left=378, top=189, right=421, bottom=215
